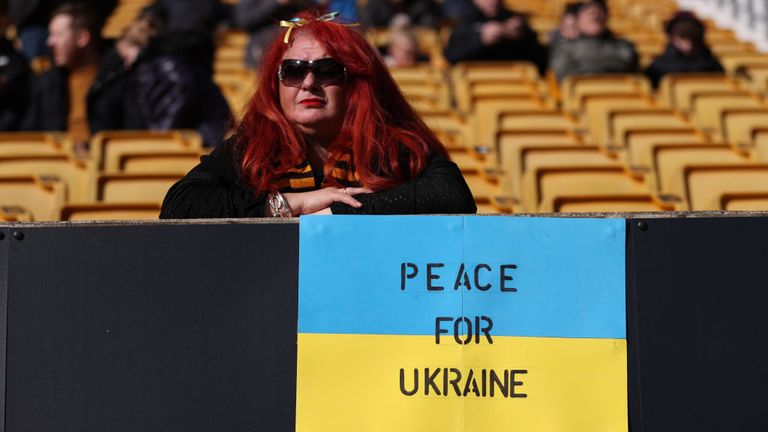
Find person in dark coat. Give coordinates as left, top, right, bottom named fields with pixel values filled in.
left=0, top=1, right=32, bottom=131
left=361, top=0, right=441, bottom=28
left=550, top=0, right=638, bottom=81
left=443, top=0, right=547, bottom=73
left=145, top=0, right=230, bottom=32
left=8, top=0, right=114, bottom=59
left=22, top=2, right=104, bottom=151
left=645, top=11, right=724, bottom=87
left=132, top=30, right=232, bottom=147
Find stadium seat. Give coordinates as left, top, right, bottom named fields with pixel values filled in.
left=719, top=52, right=768, bottom=73
left=623, top=128, right=709, bottom=170
left=0, top=176, right=65, bottom=221
left=461, top=167, right=514, bottom=214
left=608, top=108, right=691, bottom=149
left=95, top=173, right=182, bottom=204
left=60, top=203, right=162, bottom=221
left=530, top=166, right=649, bottom=213
left=720, top=192, right=768, bottom=210
left=720, top=108, right=768, bottom=151
left=0, top=206, right=32, bottom=222
left=0, top=154, right=94, bottom=203
left=689, top=91, right=764, bottom=138
left=472, top=99, right=550, bottom=151
left=684, top=164, right=768, bottom=210
left=517, top=145, right=618, bottom=210
left=560, top=74, right=652, bottom=115
left=0, top=132, right=69, bottom=156
left=118, top=151, right=202, bottom=174
left=651, top=143, right=748, bottom=205
left=657, top=73, right=738, bottom=113
left=91, top=130, right=204, bottom=173
left=549, top=194, right=671, bottom=212
left=583, top=94, right=655, bottom=147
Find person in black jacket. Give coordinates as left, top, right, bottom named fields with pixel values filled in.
left=361, top=0, right=441, bottom=28
left=645, top=11, right=723, bottom=87
left=0, top=2, right=32, bottom=131
left=21, top=2, right=104, bottom=151
left=160, top=12, right=475, bottom=218
left=443, top=0, right=546, bottom=73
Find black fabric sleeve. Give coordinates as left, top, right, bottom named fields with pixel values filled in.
left=443, top=22, right=486, bottom=65
left=330, top=156, right=477, bottom=215
left=159, top=144, right=267, bottom=219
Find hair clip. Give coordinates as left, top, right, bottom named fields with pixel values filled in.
left=279, top=11, right=359, bottom=44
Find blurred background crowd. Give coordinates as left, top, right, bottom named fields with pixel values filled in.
left=3, top=0, right=768, bottom=220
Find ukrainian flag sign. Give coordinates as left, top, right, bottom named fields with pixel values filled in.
left=298, top=216, right=627, bottom=431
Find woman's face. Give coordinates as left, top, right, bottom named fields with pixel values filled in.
left=279, top=35, right=347, bottom=145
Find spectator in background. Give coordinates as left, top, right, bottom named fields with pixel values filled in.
left=442, top=0, right=474, bottom=23
left=1, top=0, right=32, bottom=131
left=8, top=0, right=114, bottom=60
left=362, top=0, right=441, bottom=28
left=145, top=0, right=230, bottom=32
left=645, top=11, right=723, bottom=87
left=550, top=0, right=638, bottom=81
left=315, top=0, right=359, bottom=22
left=235, top=0, right=307, bottom=67
left=22, top=2, right=103, bottom=152
left=443, top=0, right=547, bottom=73
left=548, top=2, right=580, bottom=46
left=384, top=27, right=421, bottom=67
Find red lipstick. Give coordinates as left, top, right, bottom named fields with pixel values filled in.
left=299, top=98, right=325, bottom=107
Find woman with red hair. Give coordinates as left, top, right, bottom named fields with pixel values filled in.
left=160, top=12, right=476, bottom=218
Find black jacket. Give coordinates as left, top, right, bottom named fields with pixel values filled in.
left=443, top=5, right=547, bottom=73
left=134, top=32, right=231, bottom=147
left=362, top=0, right=441, bottom=28
left=148, top=0, right=231, bottom=31
left=21, top=66, right=68, bottom=132
left=0, top=38, right=32, bottom=131
left=645, top=44, right=724, bottom=87
left=160, top=140, right=477, bottom=218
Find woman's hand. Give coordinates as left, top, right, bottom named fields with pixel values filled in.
left=284, top=187, right=372, bottom=215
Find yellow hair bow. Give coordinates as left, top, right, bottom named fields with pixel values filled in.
left=279, top=11, right=358, bottom=44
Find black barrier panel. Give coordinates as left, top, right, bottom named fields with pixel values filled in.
left=4, top=223, right=299, bottom=432
left=628, top=217, right=768, bottom=432
left=0, top=227, right=9, bottom=429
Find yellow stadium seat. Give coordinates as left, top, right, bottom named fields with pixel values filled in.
left=91, top=130, right=204, bottom=173
left=531, top=166, right=649, bottom=213
left=391, top=65, right=451, bottom=110
left=657, top=73, right=738, bottom=113
left=624, top=128, right=709, bottom=170
left=651, top=143, right=748, bottom=205
left=118, top=151, right=202, bottom=174
left=472, top=99, right=550, bottom=150
left=719, top=52, right=768, bottom=73
left=550, top=194, right=671, bottom=213
left=754, top=129, right=768, bottom=160
left=583, top=93, right=655, bottom=147
left=0, top=176, right=65, bottom=221
left=721, top=108, right=768, bottom=151
left=420, top=109, right=471, bottom=149
left=684, top=164, right=768, bottom=210
left=60, top=203, right=162, bottom=221
left=518, top=145, right=618, bottom=211
left=0, top=154, right=93, bottom=203
left=95, top=173, right=182, bottom=204
left=0, top=132, right=69, bottom=156
left=0, top=206, right=32, bottom=222
left=720, top=192, right=768, bottom=211
left=608, top=108, right=691, bottom=149
left=461, top=167, right=515, bottom=214
left=561, top=74, right=651, bottom=115
left=689, top=91, right=764, bottom=138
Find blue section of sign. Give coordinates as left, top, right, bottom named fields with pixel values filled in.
left=299, top=216, right=626, bottom=339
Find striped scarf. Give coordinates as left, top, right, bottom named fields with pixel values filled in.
left=273, top=149, right=361, bottom=192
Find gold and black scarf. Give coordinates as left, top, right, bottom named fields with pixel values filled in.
left=273, top=150, right=361, bottom=192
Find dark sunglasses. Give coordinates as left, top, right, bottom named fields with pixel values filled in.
left=278, top=58, right=347, bottom=87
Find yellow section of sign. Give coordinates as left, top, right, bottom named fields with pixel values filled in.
left=296, top=334, right=627, bottom=432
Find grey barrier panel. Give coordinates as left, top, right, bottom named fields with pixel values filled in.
left=3, top=223, right=299, bottom=432
left=627, top=217, right=768, bottom=432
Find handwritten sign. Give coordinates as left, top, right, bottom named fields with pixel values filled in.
left=297, top=216, right=627, bottom=431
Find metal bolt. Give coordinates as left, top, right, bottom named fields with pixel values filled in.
left=12, top=231, right=24, bottom=241
left=637, top=221, right=648, bottom=231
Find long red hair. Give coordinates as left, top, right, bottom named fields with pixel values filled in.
left=235, top=11, right=447, bottom=194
